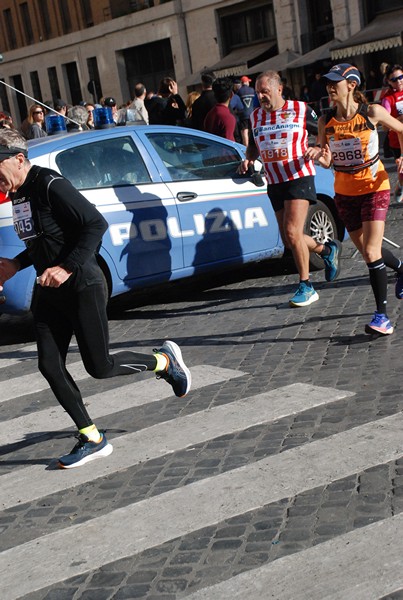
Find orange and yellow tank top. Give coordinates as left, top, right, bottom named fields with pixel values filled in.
left=324, top=104, right=389, bottom=196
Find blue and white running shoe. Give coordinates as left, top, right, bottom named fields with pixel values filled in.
left=323, top=240, right=342, bottom=282
left=289, top=282, right=319, bottom=307
left=155, top=340, right=191, bottom=397
left=365, top=312, right=393, bottom=336
left=58, top=433, right=113, bottom=469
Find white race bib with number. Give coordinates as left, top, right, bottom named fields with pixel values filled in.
left=329, top=137, right=364, bottom=167
left=13, top=201, right=38, bottom=241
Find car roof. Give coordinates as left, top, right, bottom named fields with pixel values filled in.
left=27, top=125, right=244, bottom=159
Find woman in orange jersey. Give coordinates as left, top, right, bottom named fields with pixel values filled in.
left=310, top=63, right=403, bottom=336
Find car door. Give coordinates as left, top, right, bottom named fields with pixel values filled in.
left=50, top=133, right=183, bottom=289
left=142, top=129, right=281, bottom=272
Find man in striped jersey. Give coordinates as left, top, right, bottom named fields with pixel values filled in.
left=238, top=70, right=341, bottom=307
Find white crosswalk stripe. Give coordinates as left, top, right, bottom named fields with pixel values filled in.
left=0, top=348, right=401, bottom=599
left=0, top=381, right=352, bottom=510
left=0, top=365, right=244, bottom=445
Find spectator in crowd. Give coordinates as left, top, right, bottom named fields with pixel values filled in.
left=147, top=77, right=186, bottom=126
left=309, top=72, right=328, bottom=113
left=381, top=63, right=403, bottom=202
left=281, top=77, right=295, bottom=100
left=0, top=111, right=15, bottom=130
left=299, top=85, right=310, bottom=102
left=238, top=70, right=341, bottom=308
left=191, top=72, right=217, bottom=130
left=229, top=79, right=244, bottom=143
left=380, top=62, right=390, bottom=87
left=184, top=91, right=200, bottom=126
left=84, top=102, right=95, bottom=129
left=53, top=98, right=68, bottom=117
left=237, top=75, right=255, bottom=146
left=66, top=105, right=90, bottom=132
left=204, top=77, right=236, bottom=141
left=366, top=68, right=381, bottom=97
left=127, top=83, right=149, bottom=125
left=103, top=97, right=118, bottom=123
left=229, top=78, right=244, bottom=114
left=20, top=104, right=47, bottom=139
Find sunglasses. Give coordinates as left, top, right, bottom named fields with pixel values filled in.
left=390, top=74, right=403, bottom=83
left=33, top=110, right=43, bottom=114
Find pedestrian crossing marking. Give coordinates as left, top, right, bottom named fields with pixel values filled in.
left=0, top=359, right=89, bottom=404
left=186, top=513, right=403, bottom=600
left=3, top=404, right=403, bottom=599
left=0, top=365, right=245, bottom=445
left=0, top=382, right=353, bottom=510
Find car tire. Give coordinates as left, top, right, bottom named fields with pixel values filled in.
left=304, top=199, right=338, bottom=271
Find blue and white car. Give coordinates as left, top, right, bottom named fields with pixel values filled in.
left=0, top=125, right=343, bottom=314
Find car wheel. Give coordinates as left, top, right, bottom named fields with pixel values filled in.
left=304, top=200, right=338, bottom=271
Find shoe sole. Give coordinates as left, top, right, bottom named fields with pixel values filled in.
left=162, top=340, right=192, bottom=397
left=325, top=240, right=342, bottom=282
left=58, top=442, right=113, bottom=469
left=364, top=324, right=394, bottom=336
left=289, top=291, right=319, bottom=307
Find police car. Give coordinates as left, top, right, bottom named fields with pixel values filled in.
left=0, top=125, right=343, bottom=314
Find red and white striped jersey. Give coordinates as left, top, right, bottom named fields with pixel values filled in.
left=251, top=100, right=317, bottom=185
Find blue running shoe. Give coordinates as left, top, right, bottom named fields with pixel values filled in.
left=322, top=240, right=342, bottom=282
left=155, top=340, right=191, bottom=397
left=365, top=312, right=393, bottom=336
left=395, top=273, right=403, bottom=300
left=58, top=433, right=113, bottom=469
left=289, top=282, right=319, bottom=307
left=394, top=184, right=403, bottom=204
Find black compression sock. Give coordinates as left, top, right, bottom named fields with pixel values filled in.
left=368, top=259, right=388, bottom=313
left=381, top=247, right=403, bottom=273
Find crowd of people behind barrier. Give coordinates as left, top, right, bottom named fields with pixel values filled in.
left=0, top=60, right=400, bottom=148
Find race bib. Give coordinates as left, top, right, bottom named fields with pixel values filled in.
left=260, top=138, right=289, bottom=162
left=329, top=137, right=364, bottom=167
left=13, top=201, right=38, bottom=241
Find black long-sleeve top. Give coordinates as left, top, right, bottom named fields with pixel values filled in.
left=13, top=166, right=107, bottom=283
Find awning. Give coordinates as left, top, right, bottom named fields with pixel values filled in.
left=246, top=50, right=301, bottom=75
left=287, top=40, right=339, bottom=69
left=180, top=42, right=276, bottom=87
left=331, top=9, right=403, bottom=60
left=209, top=42, right=276, bottom=78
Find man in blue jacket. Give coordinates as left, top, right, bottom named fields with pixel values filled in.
left=237, top=75, right=255, bottom=146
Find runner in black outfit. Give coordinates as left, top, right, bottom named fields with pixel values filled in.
left=0, top=130, right=191, bottom=469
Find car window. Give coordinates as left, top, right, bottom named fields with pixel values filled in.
left=56, top=136, right=151, bottom=189
left=146, top=132, right=241, bottom=181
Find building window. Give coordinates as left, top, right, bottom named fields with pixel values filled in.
left=30, top=71, right=42, bottom=103
left=366, top=0, right=402, bottom=19
left=3, top=9, right=17, bottom=50
left=302, top=0, right=334, bottom=51
left=38, top=0, right=51, bottom=39
left=80, top=0, right=93, bottom=27
left=58, top=0, right=72, bottom=34
left=110, top=1, right=171, bottom=18
left=20, top=3, right=34, bottom=45
left=0, top=80, right=11, bottom=114
left=123, top=39, right=174, bottom=100
left=64, top=62, right=81, bottom=105
left=220, top=2, right=276, bottom=53
left=12, top=75, right=27, bottom=122
left=48, top=67, right=61, bottom=102
left=87, top=57, right=102, bottom=102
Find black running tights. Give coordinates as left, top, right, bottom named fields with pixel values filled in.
left=33, top=283, right=157, bottom=429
